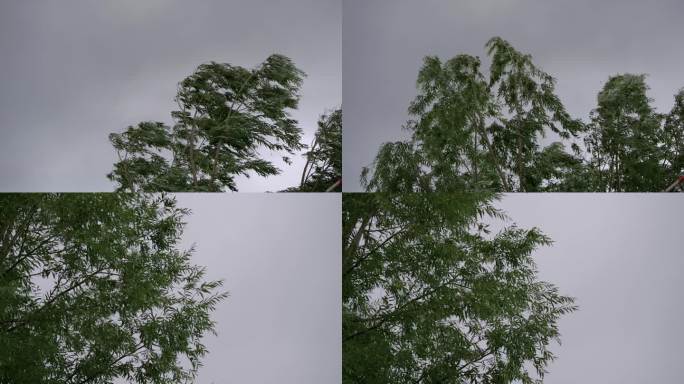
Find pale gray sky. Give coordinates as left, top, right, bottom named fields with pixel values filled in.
left=343, top=0, right=684, bottom=191
left=0, top=0, right=341, bottom=192
left=495, top=193, right=684, bottom=383
left=174, top=193, right=341, bottom=383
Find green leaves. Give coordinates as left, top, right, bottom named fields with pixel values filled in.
left=584, top=74, right=673, bottom=191
left=342, top=193, right=576, bottom=383
left=365, top=37, right=585, bottom=192
left=365, top=36, right=684, bottom=192
left=0, top=194, right=227, bottom=384
left=289, top=108, right=342, bottom=192
left=108, top=54, right=306, bottom=192
left=663, top=89, right=684, bottom=178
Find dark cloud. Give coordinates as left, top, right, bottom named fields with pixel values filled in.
left=0, top=0, right=340, bottom=191
left=495, top=194, right=684, bottom=383
left=343, top=0, right=684, bottom=191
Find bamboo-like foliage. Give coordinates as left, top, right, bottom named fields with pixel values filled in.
left=108, top=54, right=305, bottom=192
left=343, top=193, right=577, bottom=383
left=0, top=194, right=227, bottom=383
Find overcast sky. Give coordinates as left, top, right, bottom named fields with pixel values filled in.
left=493, top=193, right=684, bottom=383
left=172, top=194, right=340, bottom=383
left=0, top=0, right=340, bottom=192
left=343, top=0, right=684, bottom=191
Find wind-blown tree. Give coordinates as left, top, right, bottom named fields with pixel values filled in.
left=0, top=194, right=226, bottom=383
left=583, top=74, right=667, bottom=191
left=108, top=54, right=305, bottom=192
left=343, top=193, right=576, bottom=383
left=662, top=88, right=684, bottom=183
left=288, top=108, right=342, bottom=192
left=363, top=37, right=585, bottom=192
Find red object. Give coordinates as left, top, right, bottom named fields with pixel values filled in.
left=679, top=175, right=684, bottom=182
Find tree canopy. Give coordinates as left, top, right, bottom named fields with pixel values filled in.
left=663, top=89, right=684, bottom=184
left=343, top=193, right=576, bottom=383
left=108, top=54, right=305, bottom=192
left=286, top=108, right=342, bottom=192
left=583, top=74, right=676, bottom=191
left=363, top=37, right=684, bottom=192
left=0, top=194, right=226, bottom=383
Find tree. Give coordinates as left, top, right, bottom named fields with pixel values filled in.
left=583, top=74, right=667, bottom=191
left=0, top=194, right=226, bottom=383
left=343, top=193, right=576, bottom=383
left=363, top=37, right=684, bottom=192
left=108, top=54, right=306, bottom=192
left=363, top=37, right=584, bottom=192
left=662, top=88, right=684, bottom=182
left=287, top=108, right=342, bottom=192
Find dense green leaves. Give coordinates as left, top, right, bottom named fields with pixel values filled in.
left=343, top=193, right=576, bottom=383
left=364, top=37, right=584, bottom=192
left=364, top=37, right=684, bottom=192
left=584, top=74, right=667, bottom=191
left=663, top=89, right=684, bottom=180
left=287, top=109, right=342, bottom=192
left=109, top=54, right=306, bottom=192
left=0, top=194, right=226, bottom=383
left=361, top=141, right=429, bottom=193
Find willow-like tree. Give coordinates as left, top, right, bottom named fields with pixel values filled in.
left=0, top=194, right=226, bottom=383
left=363, top=37, right=585, bottom=192
left=287, top=108, right=342, bottom=192
left=663, top=89, right=684, bottom=182
left=108, top=54, right=305, bottom=192
left=583, top=74, right=669, bottom=191
left=343, top=193, right=576, bottom=383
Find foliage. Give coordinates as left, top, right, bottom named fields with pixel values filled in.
left=363, top=37, right=684, bottom=192
left=108, top=54, right=306, bottom=192
left=361, top=141, right=430, bottom=193
left=343, top=193, right=577, bottom=383
left=583, top=74, right=668, bottom=191
left=286, top=109, right=342, bottom=192
left=0, top=194, right=227, bottom=383
left=662, top=88, right=684, bottom=181
left=363, top=37, right=584, bottom=192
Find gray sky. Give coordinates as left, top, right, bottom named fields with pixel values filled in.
left=343, top=0, right=684, bottom=191
left=173, top=193, right=340, bottom=383
left=0, top=0, right=340, bottom=192
left=494, top=193, right=684, bottom=383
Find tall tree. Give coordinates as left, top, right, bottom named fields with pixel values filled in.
left=363, top=37, right=584, bottom=192
left=583, top=74, right=666, bottom=191
left=662, top=88, right=684, bottom=182
left=343, top=193, right=576, bottom=383
left=0, top=194, right=226, bottom=383
left=108, top=54, right=306, bottom=192
left=288, top=108, right=342, bottom=192
left=486, top=38, right=585, bottom=191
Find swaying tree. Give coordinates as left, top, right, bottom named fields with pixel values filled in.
left=363, top=37, right=585, bottom=193
left=108, top=54, right=306, bottom=192
left=343, top=193, right=576, bottom=383
left=0, top=194, right=227, bottom=384
left=661, top=89, right=684, bottom=184
left=363, top=36, right=684, bottom=192
left=286, top=108, right=342, bottom=192
left=583, top=74, right=667, bottom=191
